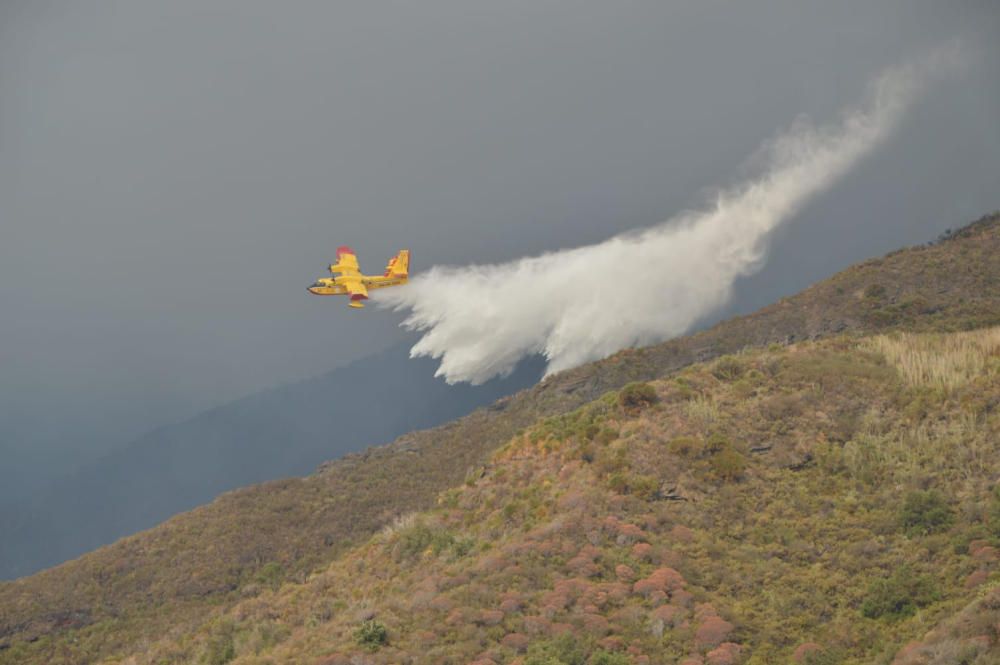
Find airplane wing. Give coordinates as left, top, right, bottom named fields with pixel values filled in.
left=338, top=276, right=368, bottom=299
left=337, top=273, right=369, bottom=307
left=330, top=246, right=361, bottom=275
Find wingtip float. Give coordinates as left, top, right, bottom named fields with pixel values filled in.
left=308, top=247, right=410, bottom=308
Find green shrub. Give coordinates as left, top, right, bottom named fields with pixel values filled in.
left=254, top=561, right=284, bottom=590
left=899, top=490, right=954, bottom=536
left=988, top=485, right=1000, bottom=537
left=630, top=475, right=660, bottom=501
left=668, top=436, right=702, bottom=457
left=860, top=566, right=939, bottom=619
left=203, top=623, right=236, bottom=665
left=524, top=634, right=588, bottom=665
left=618, top=382, right=658, bottom=409
left=710, top=447, right=746, bottom=482
left=589, top=651, right=630, bottom=665
left=864, top=283, right=887, bottom=299
left=396, top=522, right=469, bottom=559
left=354, top=619, right=388, bottom=652
left=802, top=647, right=845, bottom=665
left=712, top=355, right=747, bottom=381
left=606, top=472, right=629, bottom=494
left=705, top=433, right=731, bottom=454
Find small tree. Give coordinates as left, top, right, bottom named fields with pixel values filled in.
left=590, top=651, right=630, bottom=665
left=899, top=490, right=953, bottom=536
left=618, top=382, right=658, bottom=410
left=354, top=619, right=388, bottom=652
left=860, top=566, right=939, bottom=619
left=710, top=448, right=746, bottom=482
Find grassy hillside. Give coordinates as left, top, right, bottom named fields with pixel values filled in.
left=59, top=325, right=1000, bottom=664
left=1, top=213, right=998, bottom=664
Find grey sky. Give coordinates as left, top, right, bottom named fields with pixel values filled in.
left=1, top=1, right=998, bottom=467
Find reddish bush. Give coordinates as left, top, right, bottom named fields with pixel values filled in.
left=580, top=613, right=611, bottom=635
left=477, top=609, right=505, bottom=626
left=631, top=542, right=654, bottom=561
left=567, top=559, right=600, bottom=578
left=671, top=589, right=694, bottom=607
left=501, top=632, right=530, bottom=652
left=536, top=540, right=560, bottom=557
left=499, top=592, right=523, bottom=613
left=970, top=635, right=991, bottom=649
left=634, top=567, right=685, bottom=597
left=522, top=615, right=552, bottom=635
left=694, top=603, right=718, bottom=620
left=566, top=545, right=602, bottom=577
left=445, top=608, right=470, bottom=626
left=554, top=578, right=589, bottom=597
left=549, top=622, right=573, bottom=636
left=428, top=594, right=454, bottom=612
left=617, top=522, right=649, bottom=544
left=605, top=581, right=631, bottom=603
left=671, top=524, right=695, bottom=543
left=680, top=658, right=704, bottom=665
left=599, top=636, right=626, bottom=651
left=616, top=564, right=636, bottom=582
left=651, top=604, right=682, bottom=627
left=695, top=615, right=735, bottom=649
left=793, top=643, right=824, bottom=663
left=968, top=539, right=991, bottom=553
left=972, top=545, right=999, bottom=563
left=965, top=569, right=989, bottom=589
left=477, top=555, right=509, bottom=575
left=706, top=642, right=741, bottom=665
left=633, top=578, right=659, bottom=597
left=891, top=641, right=927, bottom=665
left=659, top=547, right=684, bottom=568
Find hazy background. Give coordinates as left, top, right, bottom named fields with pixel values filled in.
left=1, top=2, right=998, bottom=511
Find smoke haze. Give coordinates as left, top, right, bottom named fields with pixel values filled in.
left=378, top=51, right=961, bottom=384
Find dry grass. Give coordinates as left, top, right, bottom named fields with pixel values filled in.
left=865, top=326, right=1000, bottom=391
left=684, top=394, right=721, bottom=426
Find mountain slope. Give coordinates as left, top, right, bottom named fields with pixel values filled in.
left=1, top=213, right=998, bottom=664
left=120, top=325, right=1000, bottom=664
left=1, top=342, right=544, bottom=579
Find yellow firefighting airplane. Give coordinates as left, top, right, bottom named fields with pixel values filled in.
left=308, top=246, right=410, bottom=308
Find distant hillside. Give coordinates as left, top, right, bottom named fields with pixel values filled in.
left=1, top=212, right=998, bottom=664
left=0, top=343, right=544, bottom=579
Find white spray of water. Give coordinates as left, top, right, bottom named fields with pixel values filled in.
left=377, top=51, right=960, bottom=384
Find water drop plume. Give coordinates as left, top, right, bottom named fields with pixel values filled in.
left=377, top=48, right=962, bottom=384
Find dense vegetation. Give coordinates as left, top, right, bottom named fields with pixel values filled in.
left=66, top=325, right=1000, bottom=664
left=1, top=213, right=998, bottom=664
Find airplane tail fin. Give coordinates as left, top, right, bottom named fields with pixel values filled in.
left=384, top=249, right=410, bottom=278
